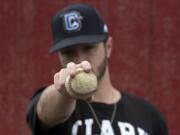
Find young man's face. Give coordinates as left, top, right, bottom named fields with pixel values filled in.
left=58, top=39, right=111, bottom=81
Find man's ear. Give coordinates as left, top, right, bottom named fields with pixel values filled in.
left=106, top=36, right=113, bottom=58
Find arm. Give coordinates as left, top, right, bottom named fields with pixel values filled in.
left=36, top=61, right=92, bottom=129
left=37, top=84, right=76, bottom=128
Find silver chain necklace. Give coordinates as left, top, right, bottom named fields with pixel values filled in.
left=85, top=101, right=117, bottom=134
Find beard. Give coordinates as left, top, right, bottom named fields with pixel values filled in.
left=97, top=55, right=108, bottom=81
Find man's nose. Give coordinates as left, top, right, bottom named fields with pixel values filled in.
left=73, top=51, right=87, bottom=64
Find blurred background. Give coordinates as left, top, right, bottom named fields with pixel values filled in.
left=0, top=0, right=179, bottom=135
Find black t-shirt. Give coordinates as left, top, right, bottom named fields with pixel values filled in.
left=26, top=87, right=168, bottom=135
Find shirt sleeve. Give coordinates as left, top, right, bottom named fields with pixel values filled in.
left=26, top=86, right=72, bottom=135
left=26, top=87, right=46, bottom=135
left=152, top=107, right=169, bottom=135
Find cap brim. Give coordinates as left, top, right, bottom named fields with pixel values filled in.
left=49, top=35, right=107, bottom=53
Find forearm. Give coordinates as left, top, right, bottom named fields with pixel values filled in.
left=37, top=84, right=76, bottom=128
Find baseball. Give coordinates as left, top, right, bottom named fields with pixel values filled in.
left=65, top=69, right=98, bottom=99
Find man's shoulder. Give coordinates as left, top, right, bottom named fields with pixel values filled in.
left=121, top=91, right=160, bottom=114
left=30, top=86, right=46, bottom=99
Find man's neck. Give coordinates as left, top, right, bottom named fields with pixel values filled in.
left=92, top=68, right=121, bottom=104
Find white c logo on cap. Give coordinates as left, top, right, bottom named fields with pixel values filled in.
left=63, top=12, right=83, bottom=32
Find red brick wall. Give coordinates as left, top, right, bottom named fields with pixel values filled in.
left=0, top=0, right=179, bottom=134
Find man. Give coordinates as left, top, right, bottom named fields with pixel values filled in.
left=27, top=3, right=168, bottom=135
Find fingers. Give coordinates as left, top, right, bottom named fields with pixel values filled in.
left=81, top=60, right=92, bottom=72
left=67, top=61, right=92, bottom=76
left=54, top=68, right=68, bottom=90
left=54, top=61, right=92, bottom=90
left=67, top=62, right=76, bottom=77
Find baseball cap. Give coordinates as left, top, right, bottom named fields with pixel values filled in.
left=49, top=3, right=108, bottom=53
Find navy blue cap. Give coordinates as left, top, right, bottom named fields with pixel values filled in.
left=49, top=3, right=108, bottom=53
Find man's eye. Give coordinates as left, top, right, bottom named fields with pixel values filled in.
left=83, top=46, right=95, bottom=51
left=61, top=50, right=74, bottom=55
left=64, top=53, right=74, bottom=58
